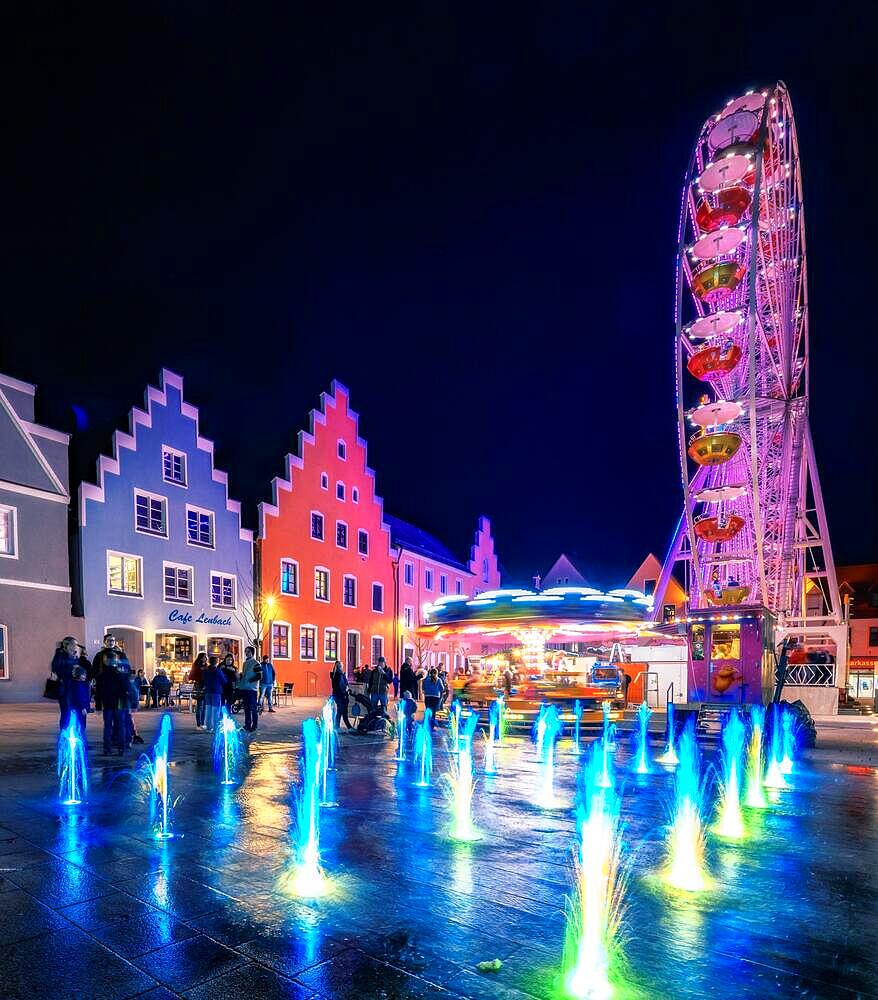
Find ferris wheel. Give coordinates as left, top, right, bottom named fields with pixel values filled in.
left=656, top=82, right=841, bottom=626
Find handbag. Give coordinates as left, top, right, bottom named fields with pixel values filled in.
left=43, top=675, right=62, bottom=700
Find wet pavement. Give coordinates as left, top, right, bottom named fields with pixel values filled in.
left=0, top=701, right=877, bottom=999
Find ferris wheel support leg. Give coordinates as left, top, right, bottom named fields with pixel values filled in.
left=804, top=424, right=841, bottom=622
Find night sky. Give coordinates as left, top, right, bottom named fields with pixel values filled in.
left=4, top=7, right=876, bottom=585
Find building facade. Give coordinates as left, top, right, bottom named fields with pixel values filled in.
left=838, top=564, right=878, bottom=701
left=258, top=382, right=395, bottom=697
left=388, top=514, right=500, bottom=672
left=0, top=373, right=83, bottom=701
left=627, top=553, right=687, bottom=624
left=78, top=370, right=254, bottom=680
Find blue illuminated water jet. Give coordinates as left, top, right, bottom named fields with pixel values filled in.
left=320, top=700, right=337, bottom=806
left=414, top=711, right=433, bottom=787
left=763, top=704, right=788, bottom=790
left=57, top=716, right=88, bottom=805
left=632, top=701, right=652, bottom=774
left=447, top=711, right=480, bottom=841
left=656, top=701, right=679, bottom=766
left=714, top=709, right=747, bottom=839
left=394, top=700, right=408, bottom=762
left=664, top=719, right=709, bottom=892
left=744, top=706, right=767, bottom=808
left=213, top=707, right=244, bottom=786
left=572, top=699, right=583, bottom=756
left=535, top=704, right=564, bottom=808
left=484, top=700, right=499, bottom=775
left=534, top=703, right=549, bottom=762
left=780, top=705, right=796, bottom=775
left=285, top=718, right=328, bottom=896
left=143, top=714, right=176, bottom=839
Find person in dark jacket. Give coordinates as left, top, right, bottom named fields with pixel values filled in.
left=399, top=656, right=418, bottom=700
left=330, top=661, right=353, bottom=731
left=220, top=654, right=237, bottom=710
left=258, top=654, right=276, bottom=712
left=188, top=653, right=208, bottom=728
left=52, top=637, right=80, bottom=731
left=366, top=657, right=392, bottom=711
left=67, top=665, right=91, bottom=732
left=89, top=634, right=126, bottom=710
left=202, top=656, right=225, bottom=731
left=96, top=652, right=128, bottom=754
left=150, top=669, right=172, bottom=708
left=422, top=667, right=445, bottom=728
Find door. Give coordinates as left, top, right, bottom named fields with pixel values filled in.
left=347, top=632, right=359, bottom=670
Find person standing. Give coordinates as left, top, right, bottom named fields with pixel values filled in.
left=220, top=654, right=237, bottom=711
left=90, top=634, right=125, bottom=711
left=258, top=654, right=276, bottom=712
left=67, top=664, right=91, bottom=733
left=330, top=661, right=353, bottom=731
left=391, top=668, right=400, bottom=699
left=202, top=656, right=225, bottom=732
left=52, top=637, right=80, bottom=731
left=188, top=652, right=208, bottom=728
left=125, top=666, right=145, bottom=745
left=366, top=656, right=391, bottom=712
left=96, top=652, right=127, bottom=755
left=237, top=647, right=261, bottom=733
left=422, top=667, right=444, bottom=728
left=399, top=656, right=417, bottom=700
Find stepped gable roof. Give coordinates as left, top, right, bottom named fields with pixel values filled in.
left=385, top=514, right=469, bottom=572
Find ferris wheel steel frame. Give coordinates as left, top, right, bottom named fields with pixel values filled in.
left=655, top=82, right=841, bottom=635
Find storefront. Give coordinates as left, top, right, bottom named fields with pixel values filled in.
left=847, top=656, right=878, bottom=701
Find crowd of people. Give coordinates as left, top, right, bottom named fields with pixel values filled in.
left=49, top=634, right=451, bottom=753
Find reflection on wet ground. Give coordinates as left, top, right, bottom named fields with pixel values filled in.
left=0, top=708, right=877, bottom=999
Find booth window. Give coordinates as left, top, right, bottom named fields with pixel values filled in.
left=691, top=623, right=705, bottom=660
left=711, top=625, right=741, bottom=660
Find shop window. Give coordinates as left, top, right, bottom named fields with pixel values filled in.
left=711, top=625, right=741, bottom=660
left=324, top=628, right=340, bottom=661
left=164, top=563, right=193, bottom=603
left=207, top=636, right=240, bottom=661
left=161, top=447, right=187, bottom=486
left=0, top=624, right=8, bottom=679
left=336, top=521, right=348, bottom=549
left=372, top=582, right=384, bottom=612
left=280, top=559, right=299, bottom=595
left=300, top=625, right=317, bottom=660
left=108, top=552, right=142, bottom=597
left=186, top=506, right=214, bottom=548
left=311, top=512, right=324, bottom=541
left=211, top=573, right=236, bottom=609
left=315, top=568, right=330, bottom=602
left=271, top=623, right=290, bottom=659
left=371, top=635, right=384, bottom=663
left=135, top=492, right=167, bottom=536
left=156, top=633, right=193, bottom=681
left=343, top=575, right=356, bottom=607
left=691, top=623, right=705, bottom=660
left=404, top=561, right=414, bottom=586
left=358, top=529, right=368, bottom=555
left=0, top=505, right=18, bottom=558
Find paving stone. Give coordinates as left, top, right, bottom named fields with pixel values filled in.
left=133, top=933, right=246, bottom=992
left=183, top=963, right=316, bottom=999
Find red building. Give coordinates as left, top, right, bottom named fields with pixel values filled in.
left=258, top=383, right=395, bottom=697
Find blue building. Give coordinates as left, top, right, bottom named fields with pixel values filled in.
left=78, top=370, right=254, bottom=679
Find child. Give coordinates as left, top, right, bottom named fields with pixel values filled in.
left=68, top=665, right=91, bottom=733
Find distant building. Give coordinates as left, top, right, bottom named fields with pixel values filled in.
left=837, top=564, right=878, bottom=700
left=389, top=514, right=500, bottom=672
left=78, top=370, right=254, bottom=681
left=539, top=553, right=589, bottom=590
left=258, top=382, right=395, bottom=697
left=0, top=373, right=83, bottom=701
left=627, top=553, right=686, bottom=623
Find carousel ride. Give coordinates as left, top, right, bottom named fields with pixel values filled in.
left=653, top=83, right=844, bottom=702
left=419, top=587, right=671, bottom=728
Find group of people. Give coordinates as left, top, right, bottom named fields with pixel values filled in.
left=185, top=648, right=276, bottom=733
left=334, top=655, right=450, bottom=734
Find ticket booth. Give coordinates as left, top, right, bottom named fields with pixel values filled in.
left=685, top=606, right=775, bottom=704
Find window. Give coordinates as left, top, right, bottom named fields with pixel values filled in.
left=315, top=568, right=330, bottom=602
left=691, top=623, right=705, bottom=660
left=482, top=558, right=489, bottom=583
left=280, top=558, right=299, bottom=595
left=311, top=512, right=324, bottom=541
left=870, top=627, right=878, bottom=648
left=404, top=561, right=414, bottom=586
left=135, top=492, right=167, bottom=536
left=711, top=625, right=740, bottom=660
left=108, top=552, right=142, bottom=597
left=211, top=572, right=236, bottom=609
left=320, top=473, right=329, bottom=490
left=324, top=628, right=340, bottom=661
left=371, top=636, right=384, bottom=663
left=439, top=573, right=447, bottom=595
left=403, top=605, right=414, bottom=629
left=0, top=505, right=17, bottom=558
left=300, top=625, right=317, bottom=660
left=343, top=575, right=357, bottom=607
left=352, top=487, right=359, bottom=503
left=336, top=521, right=348, bottom=548
left=663, top=604, right=676, bottom=624
left=424, top=569, right=434, bottom=592
left=358, top=529, right=368, bottom=555
left=347, top=631, right=360, bottom=669
left=372, top=582, right=384, bottom=612
left=162, top=447, right=187, bottom=486
left=163, top=563, right=193, bottom=603
left=456, top=578, right=463, bottom=595
left=337, top=439, right=347, bottom=460
left=186, top=506, right=214, bottom=548
left=336, top=482, right=345, bottom=501
left=271, top=622, right=290, bottom=659
left=0, top=624, right=8, bottom=680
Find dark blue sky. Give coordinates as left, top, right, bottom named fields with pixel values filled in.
left=4, top=5, right=876, bottom=584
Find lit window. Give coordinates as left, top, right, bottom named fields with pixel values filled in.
left=164, top=564, right=193, bottom=603
left=336, top=521, right=348, bottom=548
left=324, top=628, right=340, bottom=662
left=311, top=512, right=324, bottom=540
left=108, top=552, right=142, bottom=596
left=300, top=625, right=317, bottom=660
left=371, top=636, right=384, bottom=663
left=358, top=529, right=368, bottom=555
left=343, top=575, right=357, bottom=607
left=404, top=561, right=414, bottom=586
left=315, top=568, right=330, bottom=602
left=372, top=582, right=384, bottom=613
left=186, top=507, right=214, bottom=547
left=135, top=492, right=167, bottom=536
left=0, top=506, right=17, bottom=558
left=211, top=572, right=236, bottom=609
left=403, top=605, right=414, bottom=629
left=424, top=569, right=434, bottom=592
left=281, top=559, right=298, bottom=595
left=352, top=487, right=359, bottom=503
left=337, top=440, right=347, bottom=460
left=320, top=473, right=329, bottom=490
left=271, top=623, right=290, bottom=659
left=162, top=447, right=187, bottom=486
left=439, top=573, right=447, bottom=595
left=336, top=482, right=345, bottom=501
left=0, top=624, right=7, bottom=680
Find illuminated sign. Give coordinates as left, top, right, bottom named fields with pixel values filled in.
left=168, top=608, right=233, bottom=628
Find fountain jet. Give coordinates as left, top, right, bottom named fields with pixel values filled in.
left=714, top=709, right=747, bottom=839
left=149, top=714, right=175, bottom=839
left=664, top=720, right=709, bottom=892
left=656, top=701, right=679, bottom=766
left=414, top=711, right=433, bottom=787
left=780, top=706, right=796, bottom=775
left=286, top=718, right=328, bottom=896
left=447, top=711, right=480, bottom=842
left=744, top=706, right=767, bottom=808
left=484, top=700, right=499, bottom=775
left=213, top=707, right=244, bottom=786
left=572, top=699, right=583, bottom=756
left=763, top=704, right=788, bottom=790
left=536, top=704, right=564, bottom=808
left=632, top=701, right=652, bottom=774
left=320, top=700, right=338, bottom=805
left=57, top=716, right=88, bottom=805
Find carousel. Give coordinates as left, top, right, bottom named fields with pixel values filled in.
left=417, top=586, right=670, bottom=729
